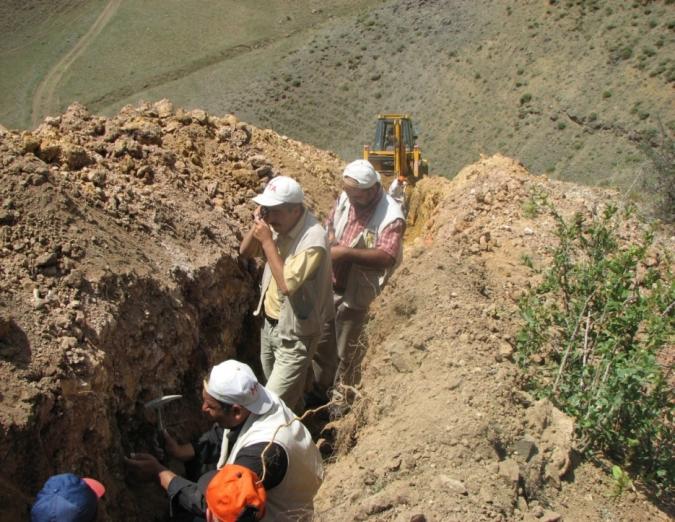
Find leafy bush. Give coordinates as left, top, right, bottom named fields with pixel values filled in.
left=516, top=203, right=674, bottom=496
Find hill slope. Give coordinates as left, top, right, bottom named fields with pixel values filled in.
left=2, top=1, right=672, bottom=214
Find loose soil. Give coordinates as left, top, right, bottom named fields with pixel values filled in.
left=0, top=105, right=672, bottom=521
left=312, top=156, right=673, bottom=521
left=0, top=101, right=343, bottom=520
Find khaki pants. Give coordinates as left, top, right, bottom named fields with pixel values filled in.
left=311, top=294, right=368, bottom=399
left=260, top=318, right=318, bottom=413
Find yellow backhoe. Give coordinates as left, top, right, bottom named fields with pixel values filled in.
left=362, top=113, right=429, bottom=193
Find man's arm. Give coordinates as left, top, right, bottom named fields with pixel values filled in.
left=240, top=226, right=260, bottom=258
left=331, top=245, right=395, bottom=269
left=234, top=442, right=288, bottom=490
left=125, top=452, right=210, bottom=516
left=331, top=217, right=405, bottom=269
left=240, top=207, right=266, bottom=258
left=259, top=234, right=289, bottom=295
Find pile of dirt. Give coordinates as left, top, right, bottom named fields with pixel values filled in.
left=314, top=155, right=672, bottom=521
left=0, top=100, right=343, bottom=520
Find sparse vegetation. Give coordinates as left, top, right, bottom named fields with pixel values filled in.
left=638, top=122, right=675, bottom=222
left=517, top=204, right=674, bottom=496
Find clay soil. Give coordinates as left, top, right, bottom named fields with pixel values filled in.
left=0, top=101, right=343, bottom=520
left=313, top=156, right=673, bottom=522
left=0, top=106, right=672, bottom=521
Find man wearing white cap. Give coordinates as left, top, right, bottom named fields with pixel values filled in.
left=309, top=160, right=405, bottom=404
left=126, top=360, right=323, bottom=521
left=239, top=176, right=334, bottom=413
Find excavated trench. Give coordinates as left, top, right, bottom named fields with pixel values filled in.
left=0, top=100, right=347, bottom=520
left=4, top=102, right=669, bottom=522
left=2, top=256, right=261, bottom=520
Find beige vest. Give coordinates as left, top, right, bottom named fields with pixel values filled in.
left=254, top=211, right=334, bottom=340
left=333, top=191, right=405, bottom=310
left=224, top=394, right=324, bottom=521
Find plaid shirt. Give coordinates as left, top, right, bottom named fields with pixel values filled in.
left=326, top=189, right=405, bottom=290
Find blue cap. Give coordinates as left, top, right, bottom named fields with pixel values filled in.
left=31, top=473, right=100, bottom=522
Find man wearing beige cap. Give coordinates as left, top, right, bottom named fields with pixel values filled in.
left=126, top=360, right=323, bottom=521
left=239, top=176, right=334, bottom=413
left=309, top=160, right=405, bottom=406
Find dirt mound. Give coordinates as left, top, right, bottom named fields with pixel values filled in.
left=0, top=100, right=343, bottom=520
left=314, top=155, right=672, bottom=521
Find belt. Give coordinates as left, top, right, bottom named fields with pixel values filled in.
left=264, top=314, right=279, bottom=326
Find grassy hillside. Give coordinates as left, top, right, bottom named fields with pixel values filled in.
left=1, top=0, right=673, bottom=215
left=0, top=0, right=108, bottom=128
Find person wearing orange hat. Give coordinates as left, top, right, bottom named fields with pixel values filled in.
left=204, top=464, right=266, bottom=522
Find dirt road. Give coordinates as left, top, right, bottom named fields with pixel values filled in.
left=31, top=0, right=122, bottom=127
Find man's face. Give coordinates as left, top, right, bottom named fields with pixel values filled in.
left=201, top=388, right=235, bottom=428
left=263, top=204, right=301, bottom=234
left=344, top=183, right=378, bottom=209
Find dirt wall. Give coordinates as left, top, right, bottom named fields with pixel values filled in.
left=0, top=100, right=343, bottom=519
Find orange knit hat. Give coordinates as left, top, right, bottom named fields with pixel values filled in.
left=205, top=464, right=266, bottom=522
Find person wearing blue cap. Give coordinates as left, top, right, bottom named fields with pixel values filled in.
left=31, top=473, right=105, bottom=522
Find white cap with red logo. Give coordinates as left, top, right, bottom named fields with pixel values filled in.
left=252, top=176, right=304, bottom=206
left=205, top=360, right=273, bottom=415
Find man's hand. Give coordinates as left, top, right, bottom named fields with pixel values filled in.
left=162, top=430, right=195, bottom=462
left=125, top=452, right=166, bottom=481
left=125, top=452, right=178, bottom=491
left=252, top=219, right=274, bottom=246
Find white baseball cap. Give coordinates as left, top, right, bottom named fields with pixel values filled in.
left=342, top=160, right=381, bottom=189
left=205, top=360, right=274, bottom=415
left=252, top=176, right=304, bottom=206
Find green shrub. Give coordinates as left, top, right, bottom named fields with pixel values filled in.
left=603, top=90, right=612, bottom=98
left=558, top=121, right=567, bottom=130
left=520, top=93, right=533, bottom=105
left=642, top=47, right=657, bottom=58
left=522, top=186, right=549, bottom=218
left=516, top=204, right=674, bottom=496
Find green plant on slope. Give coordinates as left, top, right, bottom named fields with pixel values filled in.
left=516, top=204, right=674, bottom=496
left=611, top=465, right=634, bottom=499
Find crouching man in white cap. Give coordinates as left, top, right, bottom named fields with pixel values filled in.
left=309, top=160, right=405, bottom=405
left=126, top=360, right=323, bottom=521
left=239, top=176, right=334, bottom=413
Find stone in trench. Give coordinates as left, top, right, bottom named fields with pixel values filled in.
left=439, top=475, right=468, bottom=496
left=36, top=252, right=58, bottom=268
left=541, top=511, right=562, bottom=522
left=499, top=458, right=521, bottom=485
left=512, top=435, right=538, bottom=462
